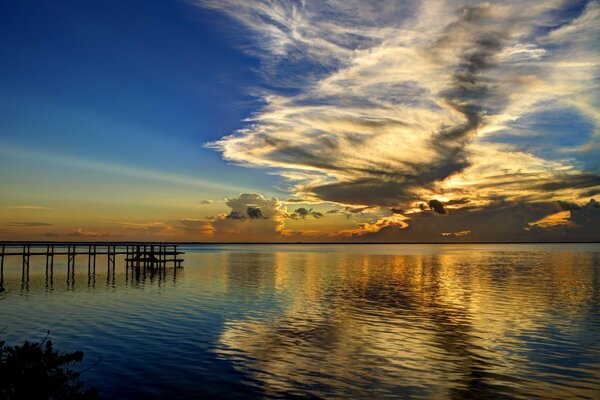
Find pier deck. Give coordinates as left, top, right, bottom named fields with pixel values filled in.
left=0, top=242, right=185, bottom=291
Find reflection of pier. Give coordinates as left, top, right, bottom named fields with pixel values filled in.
left=0, top=242, right=184, bottom=291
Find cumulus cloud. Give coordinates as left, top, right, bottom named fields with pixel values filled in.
left=210, top=193, right=286, bottom=240
left=200, top=0, right=600, bottom=214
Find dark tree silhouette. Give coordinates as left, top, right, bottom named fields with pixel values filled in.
left=0, top=332, right=99, bottom=399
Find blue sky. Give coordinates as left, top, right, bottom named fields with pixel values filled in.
left=0, top=0, right=280, bottom=196
left=1, top=0, right=599, bottom=241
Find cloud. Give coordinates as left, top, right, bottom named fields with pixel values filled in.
left=352, top=199, right=600, bottom=242
left=289, top=207, right=325, bottom=219
left=428, top=199, right=447, bottom=215
left=73, top=228, right=117, bottom=237
left=312, top=211, right=324, bottom=219
left=117, top=222, right=173, bottom=233
left=199, top=0, right=600, bottom=217
left=557, top=200, right=581, bottom=211
left=284, top=198, right=306, bottom=203
left=340, top=214, right=409, bottom=237
left=210, top=193, right=286, bottom=240
left=179, top=218, right=215, bottom=235
left=340, top=206, right=374, bottom=218
left=247, top=206, right=264, bottom=219
left=8, top=205, right=51, bottom=210
left=441, top=230, right=471, bottom=237
left=198, top=200, right=213, bottom=204
left=4, top=222, right=51, bottom=227
left=42, top=229, right=119, bottom=238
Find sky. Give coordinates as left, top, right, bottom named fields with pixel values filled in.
left=0, top=0, right=599, bottom=242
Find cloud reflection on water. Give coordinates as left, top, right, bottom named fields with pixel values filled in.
left=216, top=248, right=600, bottom=399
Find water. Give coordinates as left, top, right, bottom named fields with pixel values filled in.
left=1, top=244, right=599, bottom=399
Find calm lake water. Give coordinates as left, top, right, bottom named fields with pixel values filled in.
left=1, top=244, right=600, bottom=399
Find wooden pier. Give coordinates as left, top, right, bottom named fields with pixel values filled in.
left=0, top=242, right=184, bottom=292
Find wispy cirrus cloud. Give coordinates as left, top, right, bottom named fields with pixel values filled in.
left=7, top=205, right=51, bottom=210
left=199, top=0, right=600, bottom=214
left=44, top=228, right=119, bottom=238
left=4, top=221, right=51, bottom=227
left=116, top=221, right=173, bottom=233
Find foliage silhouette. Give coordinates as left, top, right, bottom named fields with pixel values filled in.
left=0, top=331, right=99, bottom=399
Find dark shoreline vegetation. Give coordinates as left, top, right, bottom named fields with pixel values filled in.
left=0, top=332, right=99, bottom=399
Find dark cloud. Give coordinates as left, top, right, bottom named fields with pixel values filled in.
left=557, top=200, right=580, bottom=211
left=311, top=178, right=407, bottom=206
left=340, top=205, right=375, bottom=218
left=349, top=199, right=600, bottom=242
left=445, top=198, right=471, bottom=206
left=582, top=188, right=600, bottom=197
left=423, top=6, right=510, bottom=191
left=428, top=199, right=447, bottom=215
left=285, top=198, right=307, bottom=203
left=325, top=209, right=339, bottom=214
left=537, top=174, right=600, bottom=192
left=227, top=211, right=246, bottom=220
left=441, top=230, right=471, bottom=237
left=311, top=211, right=324, bottom=219
left=548, top=199, right=600, bottom=240
left=294, top=207, right=311, bottom=219
left=289, top=207, right=325, bottom=220
left=247, top=206, right=264, bottom=219
left=357, top=201, right=557, bottom=242
left=198, top=200, right=213, bottom=205
left=390, top=208, right=405, bottom=214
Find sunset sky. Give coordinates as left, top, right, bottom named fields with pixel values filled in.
left=1, top=0, right=599, bottom=242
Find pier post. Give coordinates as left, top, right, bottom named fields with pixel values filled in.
left=45, top=244, right=50, bottom=274
left=0, top=244, right=4, bottom=291
left=67, top=244, right=71, bottom=277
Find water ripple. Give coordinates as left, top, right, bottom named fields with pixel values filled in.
left=0, top=244, right=599, bottom=399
